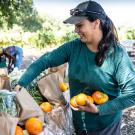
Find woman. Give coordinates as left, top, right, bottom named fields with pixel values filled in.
left=16, top=1, right=135, bottom=135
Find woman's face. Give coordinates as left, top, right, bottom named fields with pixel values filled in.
left=74, top=19, right=97, bottom=44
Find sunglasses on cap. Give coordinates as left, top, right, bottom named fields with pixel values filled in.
left=70, top=8, right=102, bottom=16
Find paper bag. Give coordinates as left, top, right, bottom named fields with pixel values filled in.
left=0, top=113, right=19, bottom=135
left=16, top=88, right=44, bottom=123
left=0, top=67, right=10, bottom=90
left=37, top=65, right=74, bottom=135
left=44, top=105, right=74, bottom=135
left=0, top=68, right=8, bottom=76
left=48, top=63, right=67, bottom=74
left=0, top=75, right=11, bottom=90
left=37, top=70, right=67, bottom=106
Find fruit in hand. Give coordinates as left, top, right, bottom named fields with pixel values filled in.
left=92, top=91, right=109, bottom=105
left=15, top=126, right=23, bottom=135
left=70, top=96, right=77, bottom=108
left=25, top=117, right=43, bottom=135
left=40, top=102, right=53, bottom=112
left=59, top=82, right=69, bottom=92
left=87, top=95, right=94, bottom=103
left=75, top=93, right=88, bottom=106
left=70, top=93, right=94, bottom=108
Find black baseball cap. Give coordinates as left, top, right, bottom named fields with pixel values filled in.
left=63, top=0, right=106, bottom=24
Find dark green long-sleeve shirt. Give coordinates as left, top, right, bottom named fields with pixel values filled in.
left=18, top=38, right=135, bottom=131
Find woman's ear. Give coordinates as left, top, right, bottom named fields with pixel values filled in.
left=93, top=19, right=101, bottom=29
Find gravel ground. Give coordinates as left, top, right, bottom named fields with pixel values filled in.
left=121, top=107, right=135, bottom=135
left=21, top=47, right=135, bottom=135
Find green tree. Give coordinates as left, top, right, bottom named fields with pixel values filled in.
left=126, top=29, right=135, bottom=39
left=19, top=10, right=43, bottom=32
left=0, top=0, right=42, bottom=31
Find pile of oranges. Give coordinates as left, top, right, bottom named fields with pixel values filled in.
left=70, top=91, right=109, bottom=109
left=15, top=101, right=52, bottom=135
left=14, top=82, right=68, bottom=135
left=15, top=117, right=43, bottom=135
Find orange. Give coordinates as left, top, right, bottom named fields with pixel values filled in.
left=59, top=82, right=69, bottom=92
left=70, top=96, right=77, bottom=108
left=87, top=96, right=94, bottom=103
left=75, top=93, right=88, bottom=106
left=40, top=102, right=53, bottom=112
left=15, top=126, right=23, bottom=135
left=92, top=91, right=109, bottom=105
left=25, top=117, right=43, bottom=135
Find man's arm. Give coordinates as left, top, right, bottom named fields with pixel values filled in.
left=5, top=53, right=15, bottom=71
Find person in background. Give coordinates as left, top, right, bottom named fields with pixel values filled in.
left=15, top=1, right=135, bottom=135
left=0, top=45, right=23, bottom=73
left=0, top=47, right=7, bottom=68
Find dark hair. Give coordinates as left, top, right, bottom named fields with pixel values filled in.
left=88, top=15, right=118, bottom=66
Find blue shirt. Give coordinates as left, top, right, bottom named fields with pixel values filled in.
left=4, top=46, right=23, bottom=68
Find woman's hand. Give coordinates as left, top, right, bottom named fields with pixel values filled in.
left=77, top=100, right=99, bottom=113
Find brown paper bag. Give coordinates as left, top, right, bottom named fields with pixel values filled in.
left=0, top=75, right=11, bottom=90
left=48, top=63, right=67, bottom=74
left=16, top=88, right=44, bottom=123
left=0, top=68, right=10, bottom=90
left=38, top=65, right=74, bottom=135
left=0, top=68, right=8, bottom=76
left=0, top=113, right=19, bottom=135
left=37, top=70, right=67, bottom=106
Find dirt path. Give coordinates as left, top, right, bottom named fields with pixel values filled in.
left=21, top=46, right=56, bottom=69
